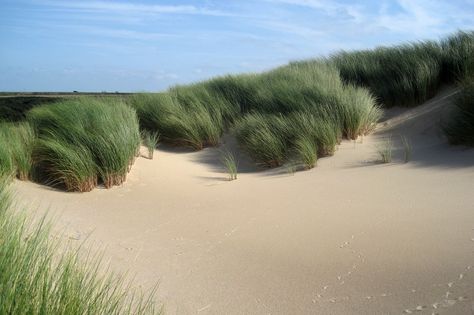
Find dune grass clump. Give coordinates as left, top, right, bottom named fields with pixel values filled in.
left=129, top=86, right=238, bottom=150
left=295, top=135, right=318, bottom=169
left=0, top=180, right=157, bottom=314
left=288, top=112, right=340, bottom=157
left=377, top=136, right=393, bottom=163
left=332, top=41, right=444, bottom=107
left=28, top=98, right=140, bottom=191
left=444, top=79, right=474, bottom=146
left=0, top=142, right=14, bottom=179
left=0, top=122, right=35, bottom=180
left=235, top=113, right=290, bottom=167
left=400, top=135, right=412, bottom=162
left=216, top=61, right=380, bottom=168
left=141, top=131, right=160, bottom=159
left=441, top=31, right=474, bottom=82
left=220, top=150, right=238, bottom=180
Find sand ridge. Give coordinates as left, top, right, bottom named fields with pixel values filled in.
left=13, top=88, right=474, bottom=314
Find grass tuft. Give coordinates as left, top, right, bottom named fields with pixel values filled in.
left=295, top=135, right=318, bottom=170
left=141, top=131, right=160, bottom=159
left=400, top=135, right=412, bottom=163
left=28, top=97, right=140, bottom=191
left=376, top=136, right=393, bottom=163
left=220, top=150, right=238, bottom=180
left=0, top=180, right=158, bottom=314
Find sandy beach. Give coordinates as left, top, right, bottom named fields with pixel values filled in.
left=13, top=88, right=474, bottom=314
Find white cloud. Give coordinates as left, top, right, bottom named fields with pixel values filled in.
left=35, top=0, right=235, bottom=17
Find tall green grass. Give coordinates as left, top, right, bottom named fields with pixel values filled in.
left=0, top=122, right=35, bottom=180
left=0, top=179, right=157, bottom=314
left=28, top=98, right=140, bottom=191
left=128, top=31, right=473, bottom=168
left=332, top=31, right=474, bottom=108
left=441, top=31, right=474, bottom=82
left=129, top=85, right=238, bottom=150
left=332, top=41, right=444, bottom=107
left=444, top=79, right=474, bottom=146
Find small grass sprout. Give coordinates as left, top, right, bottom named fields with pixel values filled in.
left=377, top=136, right=393, bottom=163
left=142, top=131, right=160, bottom=159
left=220, top=149, right=238, bottom=181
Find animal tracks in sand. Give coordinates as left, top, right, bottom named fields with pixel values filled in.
left=402, top=234, right=474, bottom=314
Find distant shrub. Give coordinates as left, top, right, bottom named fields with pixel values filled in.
left=28, top=98, right=140, bottom=191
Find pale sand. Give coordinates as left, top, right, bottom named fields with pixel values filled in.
left=13, top=88, right=474, bottom=314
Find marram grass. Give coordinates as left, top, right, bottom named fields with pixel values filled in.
left=28, top=97, right=140, bottom=191
left=0, top=179, right=158, bottom=314
left=0, top=122, right=35, bottom=180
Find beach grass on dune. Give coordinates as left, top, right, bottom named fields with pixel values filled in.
left=0, top=179, right=157, bottom=314
left=17, top=32, right=466, bottom=175
left=28, top=97, right=140, bottom=191
left=220, top=149, right=238, bottom=180
left=0, top=122, right=35, bottom=180
left=141, top=130, right=160, bottom=159
left=441, top=31, right=474, bottom=82
left=295, top=135, right=318, bottom=170
left=444, top=79, right=474, bottom=146
left=332, top=41, right=444, bottom=107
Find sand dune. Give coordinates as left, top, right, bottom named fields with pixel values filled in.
left=14, top=88, right=474, bottom=314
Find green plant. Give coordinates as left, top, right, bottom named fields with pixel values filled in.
left=0, top=180, right=158, bottom=314
left=0, top=122, right=35, bottom=180
left=235, top=113, right=290, bottom=167
left=441, top=31, right=474, bottom=81
left=28, top=97, right=140, bottom=191
left=295, top=135, right=318, bottom=169
left=376, top=136, right=393, bottom=163
left=332, top=41, right=444, bottom=107
left=444, top=80, right=474, bottom=146
left=400, top=135, right=412, bottom=162
left=141, top=131, right=160, bottom=159
left=220, top=150, right=238, bottom=180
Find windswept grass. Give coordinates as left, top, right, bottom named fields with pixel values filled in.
left=332, top=41, right=444, bottom=107
left=235, top=113, right=290, bottom=167
left=0, top=122, right=35, bottom=180
left=441, top=31, right=474, bottom=82
left=129, top=31, right=474, bottom=168
left=377, top=136, right=393, bottom=163
left=400, top=135, right=412, bottom=163
left=295, top=135, right=318, bottom=170
left=129, top=86, right=238, bottom=150
left=28, top=98, right=140, bottom=191
left=0, top=179, right=157, bottom=314
left=444, top=79, right=474, bottom=146
left=141, top=131, right=160, bottom=159
left=220, top=150, right=238, bottom=180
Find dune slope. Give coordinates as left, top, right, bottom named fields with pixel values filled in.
left=14, top=88, right=474, bottom=314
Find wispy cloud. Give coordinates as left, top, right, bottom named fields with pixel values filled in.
left=35, top=0, right=237, bottom=17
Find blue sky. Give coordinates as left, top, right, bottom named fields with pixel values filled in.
left=1, top=0, right=473, bottom=92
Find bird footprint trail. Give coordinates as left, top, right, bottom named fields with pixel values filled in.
left=402, top=233, right=474, bottom=314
